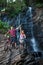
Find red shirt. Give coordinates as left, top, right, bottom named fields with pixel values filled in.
left=8, top=29, right=16, bottom=37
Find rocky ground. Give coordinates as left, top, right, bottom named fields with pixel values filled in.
left=0, top=7, right=43, bottom=65
left=0, top=34, right=43, bottom=65
left=0, top=34, right=21, bottom=65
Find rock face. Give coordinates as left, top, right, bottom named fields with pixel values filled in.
left=0, top=34, right=43, bottom=65
left=0, top=34, right=21, bottom=65
left=0, top=8, right=43, bottom=65
left=14, top=51, right=43, bottom=65
left=0, top=34, right=8, bottom=65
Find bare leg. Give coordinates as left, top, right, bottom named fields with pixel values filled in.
left=12, top=43, right=16, bottom=48
left=15, top=43, right=16, bottom=48
left=20, top=44, right=24, bottom=50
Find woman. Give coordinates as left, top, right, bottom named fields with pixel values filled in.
left=19, top=27, right=26, bottom=49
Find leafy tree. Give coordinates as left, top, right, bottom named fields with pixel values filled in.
left=5, top=0, right=26, bottom=17
left=0, top=20, right=10, bottom=33
left=24, top=0, right=43, bottom=7
left=0, top=20, right=9, bottom=29
left=0, top=20, right=3, bottom=28
left=0, top=0, right=7, bottom=8
left=35, top=0, right=43, bottom=3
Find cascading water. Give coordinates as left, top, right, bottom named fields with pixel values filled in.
left=29, top=7, right=39, bottom=52
left=1, top=6, right=42, bottom=52
left=16, top=14, right=21, bottom=40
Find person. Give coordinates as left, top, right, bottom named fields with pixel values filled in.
left=19, top=27, right=26, bottom=50
left=5, top=25, right=21, bottom=48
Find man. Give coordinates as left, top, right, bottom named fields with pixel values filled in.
left=5, top=25, right=21, bottom=48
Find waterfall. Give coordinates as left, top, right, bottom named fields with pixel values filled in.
left=16, top=14, right=21, bottom=40
left=29, top=7, right=33, bottom=36
left=29, top=7, right=39, bottom=52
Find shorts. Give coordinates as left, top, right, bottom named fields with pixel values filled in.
left=19, top=39, right=26, bottom=48
left=19, top=39, right=25, bottom=46
left=19, top=39, right=24, bottom=44
left=10, top=37, right=16, bottom=44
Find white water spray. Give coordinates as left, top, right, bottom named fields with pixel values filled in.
left=29, top=7, right=39, bottom=52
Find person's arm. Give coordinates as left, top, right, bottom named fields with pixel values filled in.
left=20, top=27, right=22, bottom=34
left=5, top=30, right=10, bottom=37
left=16, top=25, right=21, bottom=30
left=24, top=34, right=26, bottom=38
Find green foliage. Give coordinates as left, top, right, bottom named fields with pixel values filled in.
left=35, top=0, right=43, bottom=4
left=5, top=0, right=26, bottom=18
left=0, top=20, right=9, bottom=29
left=24, top=0, right=43, bottom=7
left=0, top=0, right=43, bottom=18
left=35, top=3, right=43, bottom=8
left=0, top=20, right=3, bottom=28
left=0, top=20, right=10, bottom=33
left=0, top=0, right=7, bottom=8
left=24, top=0, right=29, bottom=6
